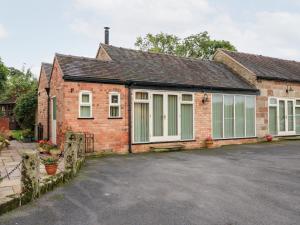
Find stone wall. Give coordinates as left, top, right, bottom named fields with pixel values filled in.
left=256, top=80, right=300, bottom=137
left=213, top=50, right=257, bottom=86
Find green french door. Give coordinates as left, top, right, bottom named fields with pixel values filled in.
left=278, top=99, right=295, bottom=136
left=150, top=93, right=180, bottom=142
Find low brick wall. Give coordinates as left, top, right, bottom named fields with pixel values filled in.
left=0, top=117, right=9, bottom=133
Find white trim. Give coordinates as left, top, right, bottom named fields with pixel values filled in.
left=108, top=92, right=121, bottom=118
left=132, top=89, right=195, bottom=144
left=78, top=90, right=93, bottom=118
left=211, top=93, right=257, bottom=140
left=268, top=96, right=298, bottom=136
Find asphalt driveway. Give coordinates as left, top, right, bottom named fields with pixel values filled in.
left=1, top=141, right=300, bottom=225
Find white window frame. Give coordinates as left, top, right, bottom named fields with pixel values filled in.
left=109, top=92, right=121, bottom=118
left=211, top=93, right=257, bottom=140
left=132, top=89, right=195, bottom=144
left=268, top=97, right=296, bottom=136
left=79, top=90, right=92, bottom=118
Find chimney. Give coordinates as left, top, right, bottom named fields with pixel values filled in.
left=104, top=27, right=110, bottom=45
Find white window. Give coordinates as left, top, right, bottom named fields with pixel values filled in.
left=132, top=90, right=194, bottom=143
left=212, top=94, right=256, bottom=139
left=79, top=91, right=92, bottom=118
left=109, top=92, right=121, bottom=118
left=269, top=97, right=298, bottom=136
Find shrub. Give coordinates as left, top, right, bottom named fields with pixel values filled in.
left=14, top=88, right=37, bottom=130
left=40, top=154, right=59, bottom=165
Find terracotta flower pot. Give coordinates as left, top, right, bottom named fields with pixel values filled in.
left=266, top=135, right=273, bottom=142
left=206, top=140, right=214, bottom=148
left=45, top=164, right=58, bottom=175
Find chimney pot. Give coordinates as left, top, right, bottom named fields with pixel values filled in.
left=104, top=27, right=110, bottom=45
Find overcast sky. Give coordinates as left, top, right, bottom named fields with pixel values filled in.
left=1, top=0, right=300, bottom=77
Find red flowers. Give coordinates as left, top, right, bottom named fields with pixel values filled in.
left=265, top=134, right=273, bottom=142
left=205, top=135, right=213, bottom=141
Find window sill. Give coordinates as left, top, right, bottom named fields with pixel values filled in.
left=213, top=136, right=257, bottom=141
left=108, top=117, right=123, bottom=119
left=77, top=117, right=94, bottom=120
left=132, top=139, right=196, bottom=145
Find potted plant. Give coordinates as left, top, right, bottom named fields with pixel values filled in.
left=205, top=135, right=214, bottom=148
left=265, top=134, right=273, bottom=142
left=38, top=140, right=53, bottom=154
left=41, top=154, right=59, bottom=175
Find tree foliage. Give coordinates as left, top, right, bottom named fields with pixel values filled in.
left=135, top=31, right=237, bottom=59
left=0, top=58, right=9, bottom=92
left=2, top=68, right=37, bottom=101
left=0, top=58, right=38, bottom=130
left=14, top=87, right=37, bottom=130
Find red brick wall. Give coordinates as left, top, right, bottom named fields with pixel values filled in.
left=37, top=67, right=49, bottom=140
left=49, top=58, right=65, bottom=147
left=62, top=82, right=129, bottom=153
left=0, top=117, right=10, bottom=134
left=46, top=76, right=260, bottom=153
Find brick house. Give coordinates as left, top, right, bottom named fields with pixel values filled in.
left=37, top=63, right=52, bottom=140
left=37, top=36, right=300, bottom=154
left=37, top=43, right=261, bottom=153
left=214, top=50, right=300, bottom=137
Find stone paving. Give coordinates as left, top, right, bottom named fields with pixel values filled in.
left=0, top=141, right=64, bottom=200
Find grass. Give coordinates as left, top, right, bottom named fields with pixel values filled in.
left=11, top=130, right=23, bottom=141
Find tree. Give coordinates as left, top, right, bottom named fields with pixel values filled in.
left=135, top=33, right=180, bottom=55
left=0, top=58, right=9, bottom=93
left=3, top=68, right=37, bottom=100
left=135, top=31, right=237, bottom=59
left=14, top=87, right=37, bottom=130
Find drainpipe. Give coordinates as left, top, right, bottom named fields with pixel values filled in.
left=127, top=83, right=133, bottom=153
left=45, top=87, right=50, bottom=140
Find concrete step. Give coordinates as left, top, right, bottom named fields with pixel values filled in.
left=278, top=136, right=300, bottom=141
left=150, top=145, right=184, bottom=153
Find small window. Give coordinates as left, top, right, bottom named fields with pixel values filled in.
left=79, top=91, right=92, bottom=118
left=296, top=100, right=300, bottom=106
left=109, top=92, right=121, bottom=118
left=135, top=92, right=148, bottom=100
left=182, top=94, right=193, bottom=102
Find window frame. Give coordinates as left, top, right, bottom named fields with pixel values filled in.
left=132, top=90, right=195, bottom=144
left=108, top=92, right=121, bottom=118
left=78, top=90, right=93, bottom=118
left=268, top=97, right=297, bottom=136
left=211, top=93, right=256, bottom=140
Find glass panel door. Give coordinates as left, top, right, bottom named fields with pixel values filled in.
left=168, top=95, right=178, bottom=136
left=153, top=94, right=164, bottom=137
left=278, top=99, right=295, bottom=136
left=287, top=101, right=294, bottom=131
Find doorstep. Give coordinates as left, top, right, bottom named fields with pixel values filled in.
left=150, top=145, right=185, bottom=152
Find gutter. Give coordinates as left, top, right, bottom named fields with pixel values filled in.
left=257, top=76, right=300, bottom=83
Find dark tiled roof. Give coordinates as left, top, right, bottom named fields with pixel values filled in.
left=56, top=44, right=257, bottom=92
left=223, top=50, right=300, bottom=82
left=41, top=63, right=53, bottom=81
